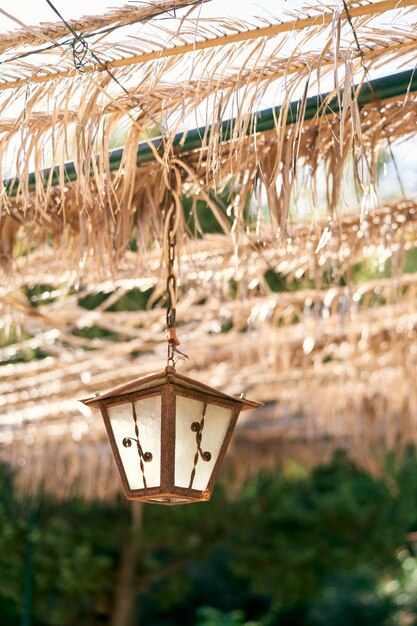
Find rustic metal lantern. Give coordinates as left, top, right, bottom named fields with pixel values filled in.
left=81, top=367, right=260, bottom=505
left=81, top=172, right=260, bottom=504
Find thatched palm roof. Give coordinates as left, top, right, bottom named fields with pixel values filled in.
left=2, top=0, right=417, bottom=498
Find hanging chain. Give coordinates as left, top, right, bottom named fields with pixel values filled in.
left=70, top=36, right=91, bottom=72
left=165, top=167, right=188, bottom=368
left=166, top=190, right=179, bottom=367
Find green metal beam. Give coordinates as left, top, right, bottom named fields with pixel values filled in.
left=5, top=68, right=417, bottom=196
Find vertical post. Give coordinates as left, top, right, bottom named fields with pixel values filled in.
left=21, top=501, right=37, bottom=626
left=110, top=502, right=143, bottom=626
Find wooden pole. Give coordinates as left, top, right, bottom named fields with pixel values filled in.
left=110, top=503, right=143, bottom=626
left=20, top=502, right=37, bottom=626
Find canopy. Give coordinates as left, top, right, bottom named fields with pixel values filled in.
left=2, top=0, right=417, bottom=498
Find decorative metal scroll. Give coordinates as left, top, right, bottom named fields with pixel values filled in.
left=122, top=401, right=152, bottom=488
left=188, top=403, right=211, bottom=489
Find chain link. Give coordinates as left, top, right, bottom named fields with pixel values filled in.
left=166, top=193, right=178, bottom=366
left=164, top=167, right=188, bottom=367
left=71, top=36, right=91, bottom=73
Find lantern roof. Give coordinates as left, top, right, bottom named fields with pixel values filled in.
left=81, top=366, right=262, bottom=411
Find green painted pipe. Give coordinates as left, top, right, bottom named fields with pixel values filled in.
left=5, top=68, right=417, bottom=196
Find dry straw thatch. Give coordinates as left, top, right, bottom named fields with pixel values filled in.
left=2, top=0, right=417, bottom=498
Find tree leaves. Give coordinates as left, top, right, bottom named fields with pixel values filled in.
left=1, top=451, right=417, bottom=624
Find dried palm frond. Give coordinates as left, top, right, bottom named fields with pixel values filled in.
left=2, top=1, right=417, bottom=498
left=0, top=2, right=414, bottom=224
left=0, top=0, right=207, bottom=55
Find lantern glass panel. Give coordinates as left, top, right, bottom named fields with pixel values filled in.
left=107, top=394, right=161, bottom=490
left=174, top=394, right=233, bottom=491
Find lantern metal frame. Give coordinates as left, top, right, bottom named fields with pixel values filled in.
left=82, top=366, right=261, bottom=505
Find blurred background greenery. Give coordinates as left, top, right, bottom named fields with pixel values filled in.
left=3, top=449, right=417, bottom=625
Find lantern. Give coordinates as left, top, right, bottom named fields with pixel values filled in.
left=82, top=366, right=260, bottom=505
left=80, top=172, right=261, bottom=504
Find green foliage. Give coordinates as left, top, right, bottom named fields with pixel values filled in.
left=25, top=285, right=60, bottom=308
left=307, top=572, right=396, bottom=626
left=381, top=551, right=417, bottom=623
left=264, top=270, right=311, bottom=293
left=182, top=180, right=255, bottom=236
left=78, top=291, right=112, bottom=311
left=78, top=287, right=155, bottom=313
left=107, top=287, right=155, bottom=312
left=404, top=246, right=417, bottom=274
left=72, top=324, right=122, bottom=341
left=183, top=193, right=231, bottom=235
left=0, top=469, right=27, bottom=609
left=196, top=607, right=258, bottom=625
left=352, top=258, right=391, bottom=283
left=236, top=453, right=403, bottom=605
left=2, top=452, right=417, bottom=624
left=0, top=475, right=125, bottom=626
left=32, top=507, right=115, bottom=625
left=0, top=322, right=51, bottom=366
left=74, top=287, right=159, bottom=344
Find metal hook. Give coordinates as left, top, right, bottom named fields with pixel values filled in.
left=173, top=346, right=189, bottom=365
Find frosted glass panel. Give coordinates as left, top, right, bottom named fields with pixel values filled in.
left=175, top=395, right=233, bottom=491
left=108, top=395, right=161, bottom=490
